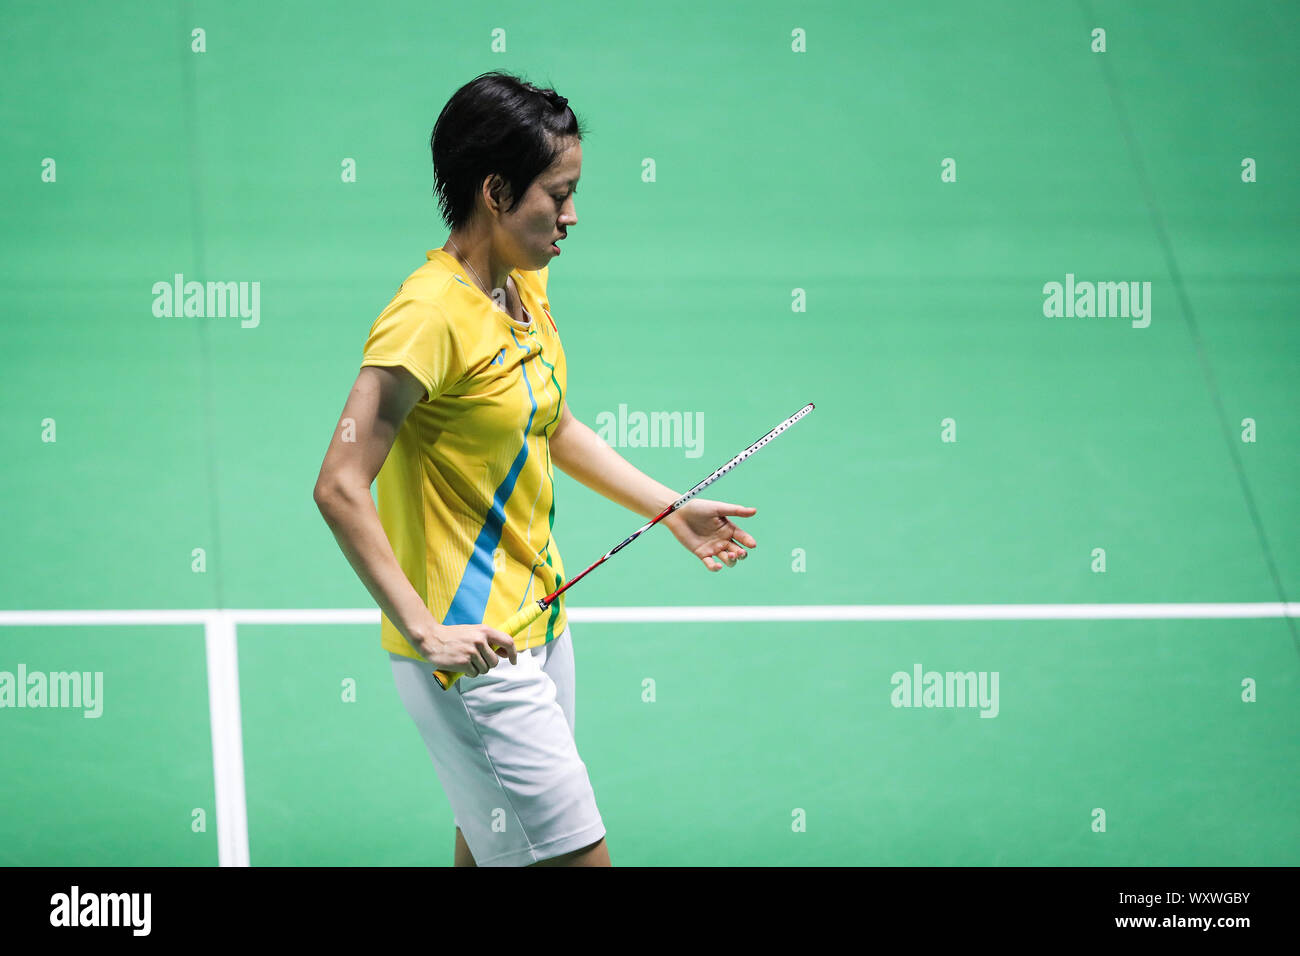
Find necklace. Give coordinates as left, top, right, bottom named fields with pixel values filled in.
left=447, top=238, right=514, bottom=318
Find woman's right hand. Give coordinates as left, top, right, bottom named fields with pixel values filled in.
left=313, top=365, right=520, bottom=681
left=414, top=622, right=518, bottom=676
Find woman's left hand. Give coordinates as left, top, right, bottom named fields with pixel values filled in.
left=663, top=498, right=758, bottom=571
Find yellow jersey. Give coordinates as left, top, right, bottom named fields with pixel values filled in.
left=360, top=247, right=568, bottom=662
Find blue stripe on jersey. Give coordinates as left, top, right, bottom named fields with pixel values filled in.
left=443, top=334, right=539, bottom=626
left=516, top=343, right=564, bottom=612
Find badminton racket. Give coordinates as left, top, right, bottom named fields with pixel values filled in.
left=432, top=402, right=815, bottom=689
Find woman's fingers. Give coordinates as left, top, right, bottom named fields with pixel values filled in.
left=698, top=526, right=756, bottom=569
left=713, top=510, right=757, bottom=550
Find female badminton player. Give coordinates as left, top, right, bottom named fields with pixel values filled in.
left=313, top=71, right=758, bottom=867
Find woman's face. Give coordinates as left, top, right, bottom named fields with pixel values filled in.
left=497, top=138, right=581, bottom=271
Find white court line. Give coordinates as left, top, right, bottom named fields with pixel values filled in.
left=568, top=603, right=1300, bottom=622
left=203, top=612, right=249, bottom=868
left=0, top=609, right=212, bottom=626
left=2, top=602, right=1296, bottom=628
left=1, top=601, right=1295, bottom=869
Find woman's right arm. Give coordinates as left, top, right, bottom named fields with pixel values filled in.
left=312, top=365, right=517, bottom=676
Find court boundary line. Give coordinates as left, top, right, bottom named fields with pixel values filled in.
left=2, top=601, right=1295, bottom=868
left=2, top=602, right=1296, bottom=627
left=1081, top=0, right=1299, bottom=656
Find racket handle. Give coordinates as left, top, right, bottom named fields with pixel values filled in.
left=431, top=601, right=549, bottom=690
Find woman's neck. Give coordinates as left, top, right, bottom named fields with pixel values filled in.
left=445, top=230, right=512, bottom=298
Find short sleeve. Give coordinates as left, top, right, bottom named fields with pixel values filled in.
left=360, top=291, right=464, bottom=402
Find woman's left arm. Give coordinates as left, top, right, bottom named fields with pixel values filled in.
left=548, top=403, right=757, bottom=571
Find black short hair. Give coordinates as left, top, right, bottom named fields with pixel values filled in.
left=431, top=71, right=587, bottom=231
